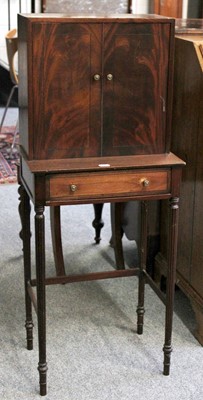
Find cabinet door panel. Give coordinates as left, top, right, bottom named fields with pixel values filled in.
left=102, top=23, right=170, bottom=156
left=32, top=23, right=102, bottom=159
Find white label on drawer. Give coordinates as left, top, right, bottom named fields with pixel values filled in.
left=98, top=164, right=111, bottom=167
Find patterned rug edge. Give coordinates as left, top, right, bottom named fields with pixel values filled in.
left=0, top=127, right=19, bottom=185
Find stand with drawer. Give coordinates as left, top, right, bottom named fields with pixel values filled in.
left=18, top=14, right=185, bottom=396
left=19, top=153, right=184, bottom=396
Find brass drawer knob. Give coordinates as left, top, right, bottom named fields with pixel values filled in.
left=70, top=184, right=77, bottom=192
left=93, top=74, right=101, bottom=81
left=107, top=73, right=113, bottom=81
left=141, top=178, right=150, bottom=187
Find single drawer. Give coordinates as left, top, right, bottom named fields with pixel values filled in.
left=48, top=169, right=170, bottom=201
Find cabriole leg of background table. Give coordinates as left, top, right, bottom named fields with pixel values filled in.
left=163, top=197, right=179, bottom=375
left=92, top=203, right=104, bottom=244
left=137, top=201, right=148, bottom=334
left=19, top=182, right=34, bottom=350
left=35, top=205, right=47, bottom=396
left=110, top=203, right=125, bottom=270
left=50, top=206, right=65, bottom=276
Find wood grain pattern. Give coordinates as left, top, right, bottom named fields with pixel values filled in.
left=48, top=169, right=170, bottom=200
left=18, top=15, right=174, bottom=160
left=102, top=22, right=171, bottom=156
left=153, top=0, right=183, bottom=18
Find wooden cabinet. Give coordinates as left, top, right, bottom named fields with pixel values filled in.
left=18, top=15, right=174, bottom=161
left=155, top=21, right=203, bottom=344
left=17, top=14, right=185, bottom=395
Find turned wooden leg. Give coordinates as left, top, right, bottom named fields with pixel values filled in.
left=110, top=203, right=125, bottom=269
left=92, top=203, right=104, bottom=244
left=35, top=206, right=47, bottom=396
left=137, top=201, right=147, bottom=334
left=50, top=206, right=65, bottom=276
left=163, top=197, right=179, bottom=376
left=19, top=181, right=34, bottom=350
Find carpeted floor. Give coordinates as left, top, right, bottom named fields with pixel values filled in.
left=0, top=126, right=19, bottom=184
left=0, top=183, right=203, bottom=400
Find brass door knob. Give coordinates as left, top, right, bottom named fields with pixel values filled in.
left=93, top=74, right=101, bottom=81
left=107, top=73, right=113, bottom=81
left=70, top=184, right=77, bottom=192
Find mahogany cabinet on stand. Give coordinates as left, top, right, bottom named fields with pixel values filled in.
left=155, top=19, right=203, bottom=345
left=18, top=14, right=184, bottom=395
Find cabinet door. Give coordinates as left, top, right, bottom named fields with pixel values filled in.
left=31, top=22, right=102, bottom=159
left=102, top=22, right=172, bottom=156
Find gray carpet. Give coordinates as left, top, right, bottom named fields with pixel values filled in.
left=0, top=184, right=202, bottom=400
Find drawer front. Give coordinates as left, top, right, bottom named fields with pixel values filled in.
left=48, top=170, right=170, bottom=201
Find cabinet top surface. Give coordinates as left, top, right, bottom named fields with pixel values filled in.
left=18, top=13, right=174, bottom=23
left=21, top=152, right=185, bottom=174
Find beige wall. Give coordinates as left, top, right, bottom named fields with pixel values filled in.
left=45, top=0, right=130, bottom=13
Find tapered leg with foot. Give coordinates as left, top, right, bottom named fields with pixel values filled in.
left=137, top=201, right=148, bottom=334
left=163, top=197, right=179, bottom=375
left=35, top=206, right=47, bottom=396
